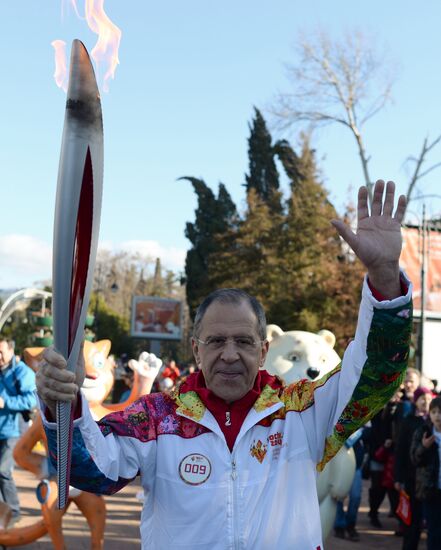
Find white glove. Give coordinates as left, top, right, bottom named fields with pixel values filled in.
left=128, top=352, right=162, bottom=380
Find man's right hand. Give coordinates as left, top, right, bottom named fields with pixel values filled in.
left=36, top=346, right=85, bottom=418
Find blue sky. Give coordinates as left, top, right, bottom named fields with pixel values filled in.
left=1, top=1, right=441, bottom=289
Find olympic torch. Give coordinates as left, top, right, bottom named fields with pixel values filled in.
left=52, top=39, right=103, bottom=509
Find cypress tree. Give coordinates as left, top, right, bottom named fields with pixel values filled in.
left=181, top=177, right=237, bottom=317
left=245, top=108, right=282, bottom=214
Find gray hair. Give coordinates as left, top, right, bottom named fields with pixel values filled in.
left=193, top=288, right=267, bottom=340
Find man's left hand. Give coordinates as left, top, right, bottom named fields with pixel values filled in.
left=331, top=180, right=406, bottom=299
left=0, top=397, right=5, bottom=409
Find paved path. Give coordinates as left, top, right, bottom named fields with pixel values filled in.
left=5, top=467, right=142, bottom=549
left=3, top=469, right=426, bottom=549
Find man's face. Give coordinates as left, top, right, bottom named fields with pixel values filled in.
left=192, top=300, right=269, bottom=404
left=415, top=393, right=433, bottom=415
left=0, top=341, right=14, bottom=369
left=404, top=372, right=419, bottom=397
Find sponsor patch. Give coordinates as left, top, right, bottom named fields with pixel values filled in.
left=179, top=454, right=211, bottom=485
left=250, top=439, right=267, bottom=463
left=268, top=431, right=285, bottom=459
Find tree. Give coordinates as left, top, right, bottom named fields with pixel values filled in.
left=274, top=137, right=365, bottom=352
left=181, top=177, right=238, bottom=317
left=245, top=107, right=282, bottom=214
left=184, top=113, right=366, bottom=353
left=272, top=29, right=441, bottom=209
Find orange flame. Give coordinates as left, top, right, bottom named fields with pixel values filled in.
left=85, top=0, right=122, bottom=92
left=52, top=0, right=121, bottom=93
left=51, top=40, right=68, bottom=92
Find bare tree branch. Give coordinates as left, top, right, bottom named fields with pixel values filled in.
left=271, top=29, right=395, bottom=204
left=405, top=134, right=441, bottom=209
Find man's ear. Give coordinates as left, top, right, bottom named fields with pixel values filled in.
left=260, top=340, right=270, bottom=368
left=191, top=338, right=201, bottom=366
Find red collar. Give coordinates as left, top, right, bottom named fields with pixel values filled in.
left=180, top=370, right=280, bottom=451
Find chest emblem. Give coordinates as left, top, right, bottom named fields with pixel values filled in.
left=179, top=454, right=211, bottom=485
left=250, top=439, right=268, bottom=463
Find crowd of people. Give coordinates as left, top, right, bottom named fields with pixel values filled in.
left=334, top=367, right=441, bottom=549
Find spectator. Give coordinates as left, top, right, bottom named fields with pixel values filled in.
left=161, top=360, right=180, bottom=383
left=118, top=370, right=134, bottom=403
left=334, top=428, right=365, bottom=541
left=411, top=396, right=441, bottom=550
left=0, top=339, right=37, bottom=526
left=395, top=386, right=433, bottom=550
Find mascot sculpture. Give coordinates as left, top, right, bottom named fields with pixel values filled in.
left=0, top=341, right=159, bottom=549
left=264, top=325, right=356, bottom=540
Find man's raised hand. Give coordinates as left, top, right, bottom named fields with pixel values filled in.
left=331, top=180, right=406, bottom=299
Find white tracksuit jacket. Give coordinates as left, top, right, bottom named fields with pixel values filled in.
left=42, top=276, right=412, bottom=549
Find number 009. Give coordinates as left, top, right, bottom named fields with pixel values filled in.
left=184, top=463, right=206, bottom=475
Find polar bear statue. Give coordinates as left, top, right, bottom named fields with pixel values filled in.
left=264, top=325, right=356, bottom=540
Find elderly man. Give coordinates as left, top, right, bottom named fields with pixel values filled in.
left=37, top=181, right=412, bottom=549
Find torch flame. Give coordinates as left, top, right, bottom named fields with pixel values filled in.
left=85, top=0, right=122, bottom=92
left=52, top=0, right=122, bottom=93
left=51, top=40, right=68, bottom=92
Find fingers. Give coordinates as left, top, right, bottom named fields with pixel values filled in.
left=371, top=180, right=385, bottom=216
left=331, top=219, right=357, bottom=250
left=394, top=194, right=407, bottom=224
left=359, top=179, right=406, bottom=222
left=37, top=347, right=79, bottom=405
left=382, top=181, right=395, bottom=217
left=357, top=186, right=369, bottom=221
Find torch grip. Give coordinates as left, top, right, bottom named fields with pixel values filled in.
left=56, top=400, right=74, bottom=509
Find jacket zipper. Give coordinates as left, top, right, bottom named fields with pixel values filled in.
left=231, top=456, right=240, bottom=548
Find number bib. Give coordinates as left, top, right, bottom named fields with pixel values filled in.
left=179, top=454, right=212, bottom=485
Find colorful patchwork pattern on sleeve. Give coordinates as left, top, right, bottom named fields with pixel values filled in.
left=46, top=424, right=134, bottom=495
left=98, top=392, right=210, bottom=441
left=45, top=392, right=211, bottom=495
left=316, top=301, right=412, bottom=471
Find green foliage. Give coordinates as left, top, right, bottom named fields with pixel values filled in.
left=90, top=293, right=136, bottom=358
left=184, top=112, right=365, bottom=353
left=181, top=177, right=237, bottom=317
left=245, top=107, right=282, bottom=215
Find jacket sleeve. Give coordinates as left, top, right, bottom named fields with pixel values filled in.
left=287, top=272, right=412, bottom=471
left=2, top=364, right=37, bottom=412
left=410, top=426, right=431, bottom=467
left=394, top=420, right=409, bottom=483
left=41, top=393, right=157, bottom=495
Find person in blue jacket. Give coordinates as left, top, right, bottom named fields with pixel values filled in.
left=0, top=338, right=36, bottom=524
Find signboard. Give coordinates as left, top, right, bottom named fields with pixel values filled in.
left=401, top=227, right=441, bottom=312
left=131, top=296, right=182, bottom=340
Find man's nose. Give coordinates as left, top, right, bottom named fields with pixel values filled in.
left=220, top=341, right=240, bottom=362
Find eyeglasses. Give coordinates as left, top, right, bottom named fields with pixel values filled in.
left=195, top=336, right=264, bottom=351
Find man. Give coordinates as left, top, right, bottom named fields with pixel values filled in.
left=0, top=338, right=37, bottom=525
left=37, top=180, right=412, bottom=549
left=403, top=368, right=420, bottom=401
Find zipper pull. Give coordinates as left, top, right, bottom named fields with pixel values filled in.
left=231, top=459, right=237, bottom=480
left=225, top=411, right=231, bottom=426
